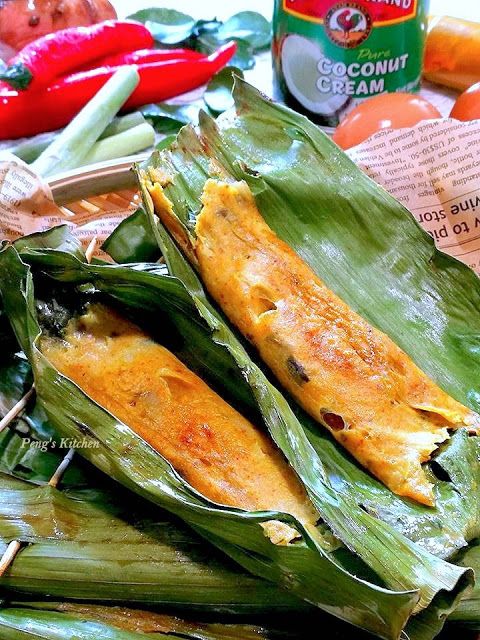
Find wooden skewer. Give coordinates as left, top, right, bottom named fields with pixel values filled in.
left=0, top=387, right=37, bottom=573
left=0, top=541, right=21, bottom=577
left=0, top=385, right=35, bottom=434
left=85, top=235, right=98, bottom=264
left=48, top=448, right=75, bottom=488
left=0, top=443, right=75, bottom=576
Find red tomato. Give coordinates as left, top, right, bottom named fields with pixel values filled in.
left=332, top=93, right=441, bottom=150
left=450, top=82, right=480, bottom=121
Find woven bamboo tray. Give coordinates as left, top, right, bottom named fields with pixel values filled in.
left=48, top=154, right=146, bottom=214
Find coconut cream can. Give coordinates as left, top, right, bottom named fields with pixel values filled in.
left=272, top=0, right=429, bottom=129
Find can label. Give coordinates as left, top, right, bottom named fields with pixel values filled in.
left=273, top=0, right=428, bottom=128
left=283, top=0, right=417, bottom=24
left=324, top=3, right=373, bottom=49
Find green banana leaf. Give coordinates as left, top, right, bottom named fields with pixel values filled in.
left=11, top=226, right=84, bottom=260
left=449, top=540, right=480, bottom=629
left=0, top=602, right=382, bottom=640
left=0, top=425, right=86, bottom=487
left=0, top=243, right=424, bottom=640
left=0, top=302, right=32, bottom=432
left=0, top=608, right=159, bottom=640
left=123, top=82, right=480, bottom=635
left=101, top=208, right=161, bottom=264
left=0, top=462, right=301, bottom=610
left=0, top=604, right=290, bottom=640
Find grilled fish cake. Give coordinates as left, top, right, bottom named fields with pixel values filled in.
left=147, top=178, right=479, bottom=506
left=42, top=304, right=317, bottom=542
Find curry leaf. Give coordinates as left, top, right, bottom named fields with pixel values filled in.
left=217, top=11, right=271, bottom=50
left=141, top=102, right=200, bottom=134
left=228, top=39, right=256, bottom=71
left=204, top=67, right=244, bottom=114
left=127, top=8, right=195, bottom=45
left=198, top=34, right=255, bottom=70
left=192, top=18, right=223, bottom=39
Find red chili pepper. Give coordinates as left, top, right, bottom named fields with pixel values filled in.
left=0, top=20, right=153, bottom=91
left=83, top=48, right=204, bottom=70
left=0, top=42, right=236, bottom=140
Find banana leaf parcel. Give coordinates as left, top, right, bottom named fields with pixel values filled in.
left=0, top=228, right=474, bottom=640
left=130, top=82, right=480, bottom=635
left=0, top=297, right=303, bottom=613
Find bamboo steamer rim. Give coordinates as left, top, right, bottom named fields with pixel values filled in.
left=48, top=153, right=148, bottom=205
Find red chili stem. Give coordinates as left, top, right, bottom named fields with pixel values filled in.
left=0, top=42, right=237, bottom=140
left=0, top=20, right=153, bottom=91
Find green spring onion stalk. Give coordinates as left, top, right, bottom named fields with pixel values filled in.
left=77, top=123, right=155, bottom=168
left=99, top=112, right=146, bottom=140
left=5, top=113, right=147, bottom=165
left=5, top=131, right=57, bottom=164
left=31, top=67, right=139, bottom=178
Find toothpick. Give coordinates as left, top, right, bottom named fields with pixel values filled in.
left=0, top=387, right=37, bottom=574
left=48, top=448, right=75, bottom=488
left=85, top=236, right=97, bottom=264
left=0, top=541, right=21, bottom=577
left=0, top=385, right=35, bottom=434
left=0, top=433, right=76, bottom=576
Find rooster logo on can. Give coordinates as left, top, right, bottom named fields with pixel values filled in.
left=325, top=2, right=372, bottom=48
